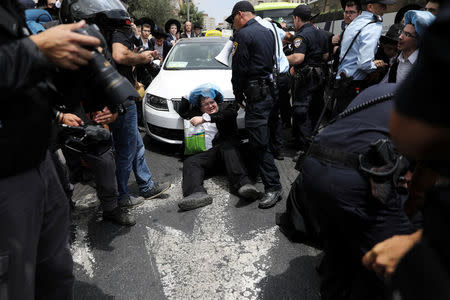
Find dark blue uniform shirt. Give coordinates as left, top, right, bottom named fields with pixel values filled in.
left=231, top=18, right=275, bottom=102
left=316, top=83, right=397, bottom=154
left=293, top=23, right=325, bottom=70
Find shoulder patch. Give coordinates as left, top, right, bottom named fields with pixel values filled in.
left=232, top=41, right=238, bottom=56
left=294, top=37, right=302, bottom=48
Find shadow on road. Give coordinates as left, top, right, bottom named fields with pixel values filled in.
left=258, top=253, right=323, bottom=300
left=74, top=280, right=114, bottom=300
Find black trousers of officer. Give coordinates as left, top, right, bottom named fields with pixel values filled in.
left=245, top=89, right=282, bottom=192
left=268, top=73, right=290, bottom=156
left=277, top=72, right=292, bottom=127
left=65, top=148, right=119, bottom=212
left=0, top=152, right=74, bottom=300
left=286, top=157, right=414, bottom=299
left=292, top=78, right=324, bottom=151
left=182, top=140, right=252, bottom=197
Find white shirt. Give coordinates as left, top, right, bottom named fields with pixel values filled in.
left=396, top=49, right=418, bottom=84
left=202, top=113, right=218, bottom=150
left=381, top=49, right=418, bottom=84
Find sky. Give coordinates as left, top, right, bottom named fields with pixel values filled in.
left=194, top=0, right=241, bottom=24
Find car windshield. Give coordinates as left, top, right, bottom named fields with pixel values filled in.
left=164, top=42, right=230, bottom=70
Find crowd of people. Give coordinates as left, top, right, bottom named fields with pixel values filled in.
left=0, top=0, right=449, bottom=298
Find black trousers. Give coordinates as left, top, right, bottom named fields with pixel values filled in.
left=0, top=152, right=74, bottom=300
left=245, top=91, right=282, bottom=192
left=292, top=79, right=324, bottom=150
left=182, top=140, right=252, bottom=197
left=268, top=73, right=289, bottom=156
left=332, top=79, right=367, bottom=118
left=65, top=149, right=119, bottom=211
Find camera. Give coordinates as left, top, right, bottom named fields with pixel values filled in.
left=73, top=23, right=139, bottom=108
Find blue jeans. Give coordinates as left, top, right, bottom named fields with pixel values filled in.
left=111, top=103, right=154, bottom=199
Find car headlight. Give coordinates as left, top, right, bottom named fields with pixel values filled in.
left=145, top=94, right=169, bottom=111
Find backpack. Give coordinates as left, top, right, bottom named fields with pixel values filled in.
left=24, top=9, right=53, bottom=34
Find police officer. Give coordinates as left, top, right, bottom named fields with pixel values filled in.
left=278, top=83, right=416, bottom=299
left=286, top=4, right=327, bottom=153
left=226, top=1, right=283, bottom=209
left=0, top=0, right=100, bottom=298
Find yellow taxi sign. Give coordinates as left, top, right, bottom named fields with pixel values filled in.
left=205, top=29, right=222, bottom=37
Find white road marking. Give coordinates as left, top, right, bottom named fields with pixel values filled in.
left=145, top=178, right=279, bottom=299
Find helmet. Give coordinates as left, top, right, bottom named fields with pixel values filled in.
left=60, top=0, right=131, bottom=29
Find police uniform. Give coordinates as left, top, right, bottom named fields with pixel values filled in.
left=0, top=1, right=74, bottom=298
left=291, top=20, right=326, bottom=151
left=279, top=83, right=415, bottom=299
left=229, top=1, right=282, bottom=207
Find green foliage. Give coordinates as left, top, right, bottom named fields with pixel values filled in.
left=179, top=2, right=204, bottom=27
left=128, top=0, right=178, bottom=29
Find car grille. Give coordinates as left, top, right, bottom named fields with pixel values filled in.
left=147, top=123, right=184, bottom=141
left=171, top=98, right=182, bottom=112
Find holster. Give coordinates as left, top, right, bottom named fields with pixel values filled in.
left=244, top=79, right=273, bottom=104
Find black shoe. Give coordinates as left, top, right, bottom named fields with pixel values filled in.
left=141, top=181, right=171, bottom=199
left=258, top=189, right=283, bottom=209
left=118, top=196, right=144, bottom=208
left=178, top=192, right=213, bottom=211
left=238, top=184, right=261, bottom=200
left=103, top=207, right=136, bottom=226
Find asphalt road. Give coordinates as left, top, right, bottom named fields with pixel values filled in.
left=71, top=133, right=322, bottom=300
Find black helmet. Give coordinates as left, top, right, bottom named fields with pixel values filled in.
left=60, top=0, right=131, bottom=29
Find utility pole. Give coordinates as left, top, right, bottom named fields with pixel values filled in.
left=187, top=0, right=190, bottom=22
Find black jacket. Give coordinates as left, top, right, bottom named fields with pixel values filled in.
left=178, top=99, right=240, bottom=147
left=0, top=2, right=55, bottom=177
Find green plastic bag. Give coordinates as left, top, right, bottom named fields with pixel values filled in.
left=184, top=119, right=206, bottom=155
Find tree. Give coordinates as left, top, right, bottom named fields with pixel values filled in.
left=178, top=1, right=204, bottom=28
left=128, top=0, right=178, bottom=30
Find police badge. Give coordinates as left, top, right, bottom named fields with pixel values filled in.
left=294, top=38, right=302, bottom=48
left=232, top=41, right=238, bottom=56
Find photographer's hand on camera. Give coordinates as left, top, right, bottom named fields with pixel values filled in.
left=29, top=20, right=100, bottom=70
left=93, top=106, right=118, bottom=125
left=60, top=112, right=84, bottom=127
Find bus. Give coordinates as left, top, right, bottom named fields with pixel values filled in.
left=254, top=2, right=300, bottom=30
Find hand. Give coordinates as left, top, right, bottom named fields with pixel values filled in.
left=131, top=23, right=139, bottom=37
left=171, top=40, right=176, bottom=46
left=94, top=107, right=117, bottom=125
left=140, top=51, right=154, bottom=64
left=362, top=230, right=422, bottom=277
left=29, top=20, right=100, bottom=70
left=62, top=113, right=84, bottom=127
left=190, top=116, right=204, bottom=126
left=150, top=50, right=159, bottom=58
left=374, top=60, right=388, bottom=68
left=332, top=34, right=340, bottom=45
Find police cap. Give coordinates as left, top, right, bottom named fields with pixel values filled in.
left=292, top=5, right=312, bottom=21
left=226, top=1, right=255, bottom=24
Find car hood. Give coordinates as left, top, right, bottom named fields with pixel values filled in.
left=146, top=69, right=233, bottom=100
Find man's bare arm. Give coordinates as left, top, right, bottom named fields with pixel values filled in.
left=112, top=42, right=153, bottom=66
left=287, top=53, right=305, bottom=65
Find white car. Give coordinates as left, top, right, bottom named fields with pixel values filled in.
left=143, top=37, right=245, bottom=144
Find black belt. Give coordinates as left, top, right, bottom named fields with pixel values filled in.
left=309, top=144, right=360, bottom=169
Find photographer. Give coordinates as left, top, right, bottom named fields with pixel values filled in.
left=0, top=0, right=99, bottom=298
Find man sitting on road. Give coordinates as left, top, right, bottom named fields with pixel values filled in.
left=178, top=84, right=260, bottom=211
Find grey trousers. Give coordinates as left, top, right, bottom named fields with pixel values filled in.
left=0, top=152, right=74, bottom=300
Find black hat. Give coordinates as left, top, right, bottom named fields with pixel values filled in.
left=225, top=1, right=255, bottom=24
left=394, top=4, right=422, bottom=24
left=165, top=19, right=181, bottom=34
left=361, top=0, right=396, bottom=5
left=152, top=26, right=168, bottom=39
left=139, top=17, right=156, bottom=32
left=380, top=23, right=403, bottom=44
left=292, top=5, right=312, bottom=21
left=193, top=22, right=202, bottom=29
left=340, top=0, right=362, bottom=10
